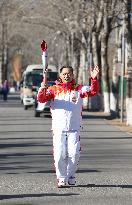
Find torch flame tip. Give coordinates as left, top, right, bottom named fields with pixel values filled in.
left=41, top=40, right=47, bottom=51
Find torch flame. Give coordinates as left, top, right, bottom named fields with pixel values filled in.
left=41, top=40, right=47, bottom=52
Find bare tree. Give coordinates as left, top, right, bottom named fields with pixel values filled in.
left=88, top=0, right=126, bottom=114
left=0, top=0, right=131, bottom=119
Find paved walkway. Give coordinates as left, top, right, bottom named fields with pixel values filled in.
left=0, top=93, right=132, bottom=204
left=82, top=111, right=132, bottom=134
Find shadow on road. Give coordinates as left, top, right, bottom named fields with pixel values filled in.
left=26, top=168, right=100, bottom=174
left=75, top=183, right=132, bottom=189
left=0, top=192, right=79, bottom=200
left=77, top=169, right=100, bottom=173
left=0, top=142, right=52, bottom=149
left=82, top=111, right=120, bottom=121
left=82, top=114, right=109, bottom=120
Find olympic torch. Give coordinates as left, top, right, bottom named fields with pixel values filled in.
left=41, top=40, right=48, bottom=86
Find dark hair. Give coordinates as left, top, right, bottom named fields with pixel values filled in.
left=59, top=66, right=73, bottom=73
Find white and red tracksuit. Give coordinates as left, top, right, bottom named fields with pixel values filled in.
left=37, top=78, right=99, bottom=182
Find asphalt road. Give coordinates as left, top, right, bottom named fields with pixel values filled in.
left=0, top=93, right=132, bottom=205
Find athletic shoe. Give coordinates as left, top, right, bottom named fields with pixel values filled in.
left=68, top=177, right=76, bottom=185
left=57, top=179, right=66, bottom=188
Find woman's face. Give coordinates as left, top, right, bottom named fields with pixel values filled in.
left=59, top=68, right=74, bottom=83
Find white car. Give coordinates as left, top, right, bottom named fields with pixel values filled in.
left=34, top=81, right=55, bottom=117
left=20, top=86, right=36, bottom=110
left=34, top=100, right=51, bottom=117
left=23, top=93, right=35, bottom=110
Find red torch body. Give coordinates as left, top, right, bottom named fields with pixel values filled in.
left=41, top=40, right=48, bottom=84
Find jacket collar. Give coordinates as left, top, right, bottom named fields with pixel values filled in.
left=55, top=79, right=76, bottom=89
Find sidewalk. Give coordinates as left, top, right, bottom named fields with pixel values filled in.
left=0, top=104, right=132, bottom=204
left=82, top=111, right=132, bottom=134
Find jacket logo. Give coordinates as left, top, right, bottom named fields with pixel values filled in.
left=71, top=96, right=77, bottom=103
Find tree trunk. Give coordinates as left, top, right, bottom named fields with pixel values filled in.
left=110, top=55, right=119, bottom=117
left=92, top=32, right=99, bottom=66
left=110, top=27, right=121, bottom=117
left=124, top=0, right=132, bottom=125
left=78, top=46, right=85, bottom=84
left=78, top=33, right=86, bottom=84
left=126, top=76, right=132, bottom=125
left=66, top=34, right=71, bottom=65
left=101, top=32, right=110, bottom=113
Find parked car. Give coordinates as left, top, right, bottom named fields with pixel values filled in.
left=20, top=64, right=58, bottom=110
left=20, top=64, right=43, bottom=110
left=34, top=100, right=51, bottom=117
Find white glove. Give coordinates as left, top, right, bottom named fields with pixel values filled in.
left=81, top=86, right=91, bottom=94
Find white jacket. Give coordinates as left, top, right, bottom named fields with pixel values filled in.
left=37, top=78, right=99, bottom=131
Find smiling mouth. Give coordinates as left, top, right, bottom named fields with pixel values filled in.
left=64, top=77, right=70, bottom=81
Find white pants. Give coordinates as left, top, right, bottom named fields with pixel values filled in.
left=53, top=130, right=80, bottom=182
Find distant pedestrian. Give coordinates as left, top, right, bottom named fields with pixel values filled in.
left=37, top=65, right=99, bottom=188
left=2, top=80, right=9, bottom=101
